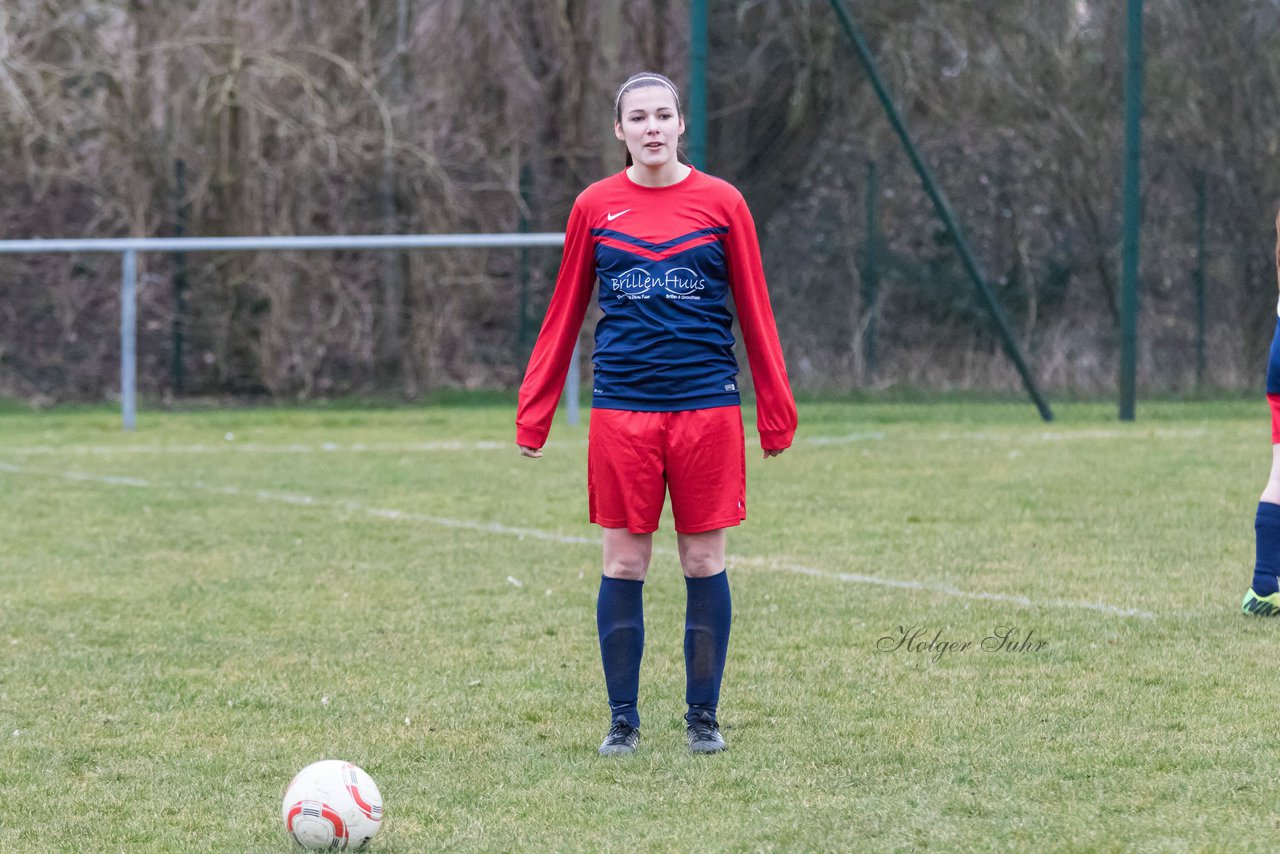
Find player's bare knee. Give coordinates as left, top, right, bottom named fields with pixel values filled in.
left=604, top=554, right=650, bottom=580
left=680, top=550, right=722, bottom=578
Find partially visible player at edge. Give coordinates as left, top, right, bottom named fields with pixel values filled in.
left=515, top=72, right=797, bottom=753
left=1243, top=209, right=1280, bottom=615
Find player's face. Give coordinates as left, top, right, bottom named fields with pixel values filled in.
left=614, top=86, right=684, bottom=169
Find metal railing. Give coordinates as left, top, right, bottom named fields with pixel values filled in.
left=0, top=233, right=579, bottom=430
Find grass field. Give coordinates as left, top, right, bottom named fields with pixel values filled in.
left=0, top=396, right=1275, bottom=852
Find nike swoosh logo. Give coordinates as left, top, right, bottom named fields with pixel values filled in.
left=606, top=209, right=631, bottom=222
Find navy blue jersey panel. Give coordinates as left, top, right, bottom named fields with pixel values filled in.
left=591, top=239, right=741, bottom=409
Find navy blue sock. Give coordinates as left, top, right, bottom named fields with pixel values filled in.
left=1254, top=502, right=1280, bottom=596
left=596, top=576, right=644, bottom=728
left=684, top=570, right=732, bottom=723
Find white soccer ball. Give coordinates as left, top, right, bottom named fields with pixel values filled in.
left=281, top=760, right=384, bottom=850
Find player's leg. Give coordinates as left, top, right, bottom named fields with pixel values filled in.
left=677, top=528, right=727, bottom=578
left=596, top=529, right=652, bottom=754
left=588, top=408, right=665, bottom=751
left=1261, top=444, right=1280, bottom=506
left=668, top=406, right=744, bottom=753
left=1243, top=308, right=1280, bottom=615
left=1243, top=409, right=1280, bottom=614
left=677, top=528, right=731, bottom=754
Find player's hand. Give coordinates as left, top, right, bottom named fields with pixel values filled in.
left=517, top=444, right=543, bottom=459
left=763, top=448, right=786, bottom=459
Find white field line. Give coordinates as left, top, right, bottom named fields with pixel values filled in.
left=0, top=425, right=1219, bottom=457
left=0, top=460, right=1155, bottom=619
left=0, top=439, right=527, bottom=456
left=728, top=555, right=1154, bottom=619
left=0, top=460, right=598, bottom=546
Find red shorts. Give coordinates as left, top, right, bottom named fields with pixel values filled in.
left=1270, top=394, right=1280, bottom=444
left=587, top=406, right=746, bottom=534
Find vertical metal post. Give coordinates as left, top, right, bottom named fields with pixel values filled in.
left=567, top=339, right=581, bottom=426
left=517, top=164, right=532, bottom=363
left=1119, top=0, right=1145, bottom=421
left=1194, top=170, right=1207, bottom=389
left=172, top=158, right=189, bottom=395
left=862, top=159, right=880, bottom=380
left=121, top=249, right=138, bottom=431
left=688, top=0, right=708, bottom=169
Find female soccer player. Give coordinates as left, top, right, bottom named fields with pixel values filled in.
left=515, top=72, right=797, bottom=754
left=1243, top=209, right=1280, bottom=616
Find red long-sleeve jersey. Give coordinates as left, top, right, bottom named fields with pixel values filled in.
left=516, top=167, right=796, bottom=450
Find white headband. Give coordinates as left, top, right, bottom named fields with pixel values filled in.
left=615, top=76, right=680, bottom=115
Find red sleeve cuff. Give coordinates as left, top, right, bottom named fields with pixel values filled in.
left=759, top=428, right=795, bottom=451
left=516, top=424, right=549, bottom=449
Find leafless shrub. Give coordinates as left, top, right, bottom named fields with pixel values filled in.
left=1, top=1, right=1279, bottom=401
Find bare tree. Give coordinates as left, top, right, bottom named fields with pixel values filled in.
left=2, top=0, right=1280, bottom=401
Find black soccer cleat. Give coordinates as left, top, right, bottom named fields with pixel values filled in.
left=598, top=716, right=640, bottom=756
left=686, top=710, right=727, bottom=754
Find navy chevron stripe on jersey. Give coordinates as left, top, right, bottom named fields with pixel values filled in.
left=589, top=226, right=729, bottom=255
